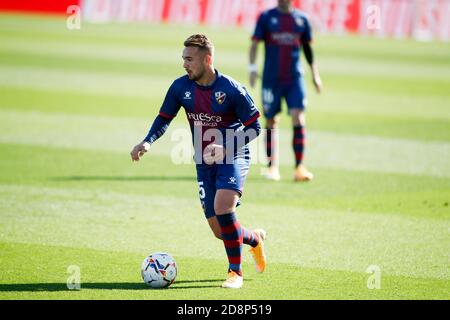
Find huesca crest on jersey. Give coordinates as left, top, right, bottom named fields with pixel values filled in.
left=215, top=91, right=226, bottom=104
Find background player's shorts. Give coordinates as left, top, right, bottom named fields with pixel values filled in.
left=262, top=77, right=307, bottom=119
left=196, top=156, right=250, bottom=219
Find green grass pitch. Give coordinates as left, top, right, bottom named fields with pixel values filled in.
left=0, top=14, right=449, bottom=300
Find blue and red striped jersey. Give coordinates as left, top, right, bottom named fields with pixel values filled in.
left=158, top=69, right=260, bottom=152
left=252, top=8, right=312, bottom=85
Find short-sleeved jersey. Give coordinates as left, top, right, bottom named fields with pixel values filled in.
left=158, top=70, right=260, bottom=159
left=252, top=8, right=312, bottom=85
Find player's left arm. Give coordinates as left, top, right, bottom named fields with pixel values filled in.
left=303, top=41, right=322, bottom=94
left=226, top=87, right=261, bottom=153
left=301, top=16, right=322, bottom=94
left=203, top=87, right=261, bottom=165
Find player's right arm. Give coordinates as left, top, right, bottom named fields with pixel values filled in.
left=249, top=40, right=259, bottom=88
left=249, top=12, right=266, bottom=88
left=130, top=81, right=181, bottom=162
left=130, top=115, right=172, bottom=162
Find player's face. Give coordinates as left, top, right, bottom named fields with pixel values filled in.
left=182, top=46, right=209, bottom=81
left=278, top=0, right=293, bottom=10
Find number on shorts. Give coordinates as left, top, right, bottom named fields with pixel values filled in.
left=198, top=181, right=206, bottom=200
left=262, top=88, right=274, bottom=104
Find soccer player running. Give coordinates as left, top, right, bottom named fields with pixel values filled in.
left=249, top=0, right=322, bottom=181
left=130, top=34, right=266, bottom=289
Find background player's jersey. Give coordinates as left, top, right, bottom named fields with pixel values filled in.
left=158, top=70, right=260, bottom=159
left=252, top=8, right=312, bottom=85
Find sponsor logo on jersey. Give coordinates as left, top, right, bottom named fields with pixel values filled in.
left=187, top=112, right=222, bottom=127
left=215, top=91, right=226, bottom=104
left=271, top=32, right=299, bottom=45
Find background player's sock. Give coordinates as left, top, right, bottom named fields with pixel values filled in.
left=265, top=128, right=274, bottom=167
left=242, top=227, right=259, bottom=247
left=293, top=125, right=305, bottom=167
left=216, top=213, right=243, bottom=275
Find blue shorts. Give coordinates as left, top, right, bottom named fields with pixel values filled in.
left=262, top=77, right=307, bottom=119
left=196, top=156, right=250, bottom=219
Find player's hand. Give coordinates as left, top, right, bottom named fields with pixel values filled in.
left=313, top=74, right=322, bottom=94
left=311, top=64, right=322, bottom=94
left=249, top=71, right=258, bottom=88
left=130, top=141, right=150, bottom=162
left=203, top=144, right=225, bottom=165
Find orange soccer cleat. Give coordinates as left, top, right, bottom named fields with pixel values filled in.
left=249, top=229, right=267, bottom=273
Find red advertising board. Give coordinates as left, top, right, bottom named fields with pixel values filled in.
left=0, top=0, right=79, bottom=15
left=0, top=0, right=448, bottom=41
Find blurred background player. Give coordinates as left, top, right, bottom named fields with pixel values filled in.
left=130, top=34, right=266, bottom=289
left=249, top=0, right=322, bottom=181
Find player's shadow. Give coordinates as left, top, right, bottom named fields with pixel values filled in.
left=170, top=278, right=252, bottom=290
left=0, top=279, right=225, bottom=292
left=50, top=175, right=195, bottom=182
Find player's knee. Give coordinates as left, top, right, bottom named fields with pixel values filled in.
left=214, top=199, right=237, bottom=215
left=291, top=110, right=305, bottom=126
left=214, top=203, right=237, bottom=215
left=214, top=190, right=239, bottom=214
left=266, top=117, right=279, bottom=129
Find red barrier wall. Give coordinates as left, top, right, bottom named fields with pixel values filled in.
left=0, top=0, right=79, bottom=15
left=1, top=0, right=448, bottom=41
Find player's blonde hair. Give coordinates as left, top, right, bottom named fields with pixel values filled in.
left=184, top=34, right=214, bottom=56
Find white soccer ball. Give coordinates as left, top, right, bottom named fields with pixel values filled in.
left=141, top=252, right=177, bottom=288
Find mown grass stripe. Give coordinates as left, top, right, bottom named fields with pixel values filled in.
left=2, top=241, right=448, bottom=299
left=0, top=184, right=448, bottom=280
left=1, top=109, right=448, bottom=177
